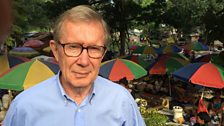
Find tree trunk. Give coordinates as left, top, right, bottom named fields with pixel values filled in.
left=120, top=28, right=126, bottom=56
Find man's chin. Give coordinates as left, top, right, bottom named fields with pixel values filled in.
left=72, top=80, right=92, bottom=88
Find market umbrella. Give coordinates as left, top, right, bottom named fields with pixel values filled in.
left=191, top=53, right=224, bottom=67
left=162, top=44, right=182, bottom=54
left=42, top=46, right=51, bottom=53
left=124, top=55, right=153, bottom=69
left=0, top=54, right=30, bottom=75
left=9, top=47, right=40, bottom=58
left=129, top=45, right=138, bottom=50
left=192, top=54, right=212, bottom=63
left=99, top=58, right=147, bottom=81
left=149, top=54, right=189, bottom=75
left=132, top=45, right=157, bottom=56
left=172, top=62, right=224, bottom=88
left=211, top=52, right=224, bottom=67
left=32, top=55, right=57, bottom=63
left=23, top=39, right=44, bottom=48
left=166, top=53, right=189, bottom=61
left=184, top=42, right=209, bottom=51
left=0, top=59, right=59, bottom=91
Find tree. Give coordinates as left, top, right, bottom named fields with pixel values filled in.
left=202, top=0, right=224, bottom=43
left=163, top=0, right=208, bottom=34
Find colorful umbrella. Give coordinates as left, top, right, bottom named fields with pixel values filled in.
left=132, top=45, right=157, bottom=56
left=172, top=62, right=224, bottom=88
left=99, top=58, right=147, bottom=81
left=32, top=55, right=57, bottom=63
left=124, top=55, right=153, bottom=69
left=0, top=54, right=30, bottom=75
left=23, top=39, right=44, bottom=48
left=9, top=47, right=40, bottom=58
left=0, top=59, right=59, bottom=91
left=162, top=44, right=182, bottom=54
left=192, top=54, right=212, bottom=63
left=166, top=53, right=189, bottom=61
left=149, top=55, right=189, bottom=75
left=184, top=42, right=209, bottom=51
left=129, top=45, right=138, bottom=50
left=191, top=53, right=224, bottom=67
left=211, top=53, right=224, bottom=67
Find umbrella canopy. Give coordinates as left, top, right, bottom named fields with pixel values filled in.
left=0, top=59, right=59, bottom=91
left=0, top=54, right=30, bottom=75
left=124, top=55, right=153, bottom=69
left=192, top=54, right=212, bottom=63
left=162, top=45, right=182, bottom=54
left=32, top=55, right=57, bottom=63
left=149, top=54, right=189, bottom=75
left=99, top=58, right=147, bottom=81
left=129, top=45, right=138, bottom=50
left=172, top=62, right=224, bottom=88
left=132, top=45, right=157, bottom=56
left=9, top=47, right=40, bottom=58
left=23, top=39, right=44, bottom=48
left=184, top=42, right=209, bottom=51
left=211, top=52, right=224, bottom=67
left=192, top=53, right=224, bottom=67
left=42, top=46, right=51, bottom=53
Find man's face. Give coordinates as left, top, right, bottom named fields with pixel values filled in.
left=50, top=20, right=106, bottom=89
left=0, top=0, right=12, bottom=43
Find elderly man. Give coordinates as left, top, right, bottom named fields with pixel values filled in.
left=3, top=5, right=145, bottom=126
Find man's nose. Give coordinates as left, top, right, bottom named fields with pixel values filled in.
left=77, top=49, right=90, bottom=66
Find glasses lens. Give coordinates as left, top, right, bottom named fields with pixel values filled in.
left=88, top=46, right=105, bottom=58
left=64, top=44, right=82, bottom=57
left=62, top=43, right=105, bottom=58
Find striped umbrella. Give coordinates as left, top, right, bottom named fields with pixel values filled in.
left=0, top=54, right=30, bottom=75
left=9, top=47, right=40, bottom=58
left=132, top=45, right=157, bottom=56
left=172, top=62, right=224, bottom=88
left=99, top=58, right=147, bottom=81
left=149, top=54, right=189, bottom=75
left=0, top=59, right=59, bottom=91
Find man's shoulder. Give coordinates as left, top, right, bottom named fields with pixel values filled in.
left=12, top=76, right=58, bottom=105
left=95, top=76, right=125, bottom=90
left=95, top=76, right=131, bottom=97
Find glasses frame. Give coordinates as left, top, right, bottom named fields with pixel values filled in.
left=57, top=41, right=107, bottom=59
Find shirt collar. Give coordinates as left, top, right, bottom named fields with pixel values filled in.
left=56, top=71, right=96, bottom=104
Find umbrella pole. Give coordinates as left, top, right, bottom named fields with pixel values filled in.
left=169, top=76, right=172, bottom=96
left=201, top=87, right=205, bottom=99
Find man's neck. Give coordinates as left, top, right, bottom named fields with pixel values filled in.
left=62, top=82, right=93, bottom=106
left=71, top=87, right=92, bottom=105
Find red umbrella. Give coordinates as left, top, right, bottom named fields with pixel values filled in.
left=149, top=54, right=189, bottom=75
left=99, top=58, right=147, bottom=81
left=23, top=39, right=44, bottom=48
left=173, top=62, right=224, bottom=88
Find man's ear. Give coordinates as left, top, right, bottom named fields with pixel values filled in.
left=49, top=40, right=59, bottom=62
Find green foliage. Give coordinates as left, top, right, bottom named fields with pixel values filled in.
left=140, top=0, right=155, bottom=7
left=8, top=0, right=224, bottom=48
left=144, top=109, right=168, bottom=126
left=136, top=98, right=168, bottom=126
left=163, top=0, right=208, bottom=33
left=5, top=36, right=15, bottom=47
left=202, top=0, right=224, bottom=42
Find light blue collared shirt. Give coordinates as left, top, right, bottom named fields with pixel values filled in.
left=3, top=73, right=145, bottom=126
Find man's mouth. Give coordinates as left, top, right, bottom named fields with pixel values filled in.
left=73, top=71, right=89, bottom=78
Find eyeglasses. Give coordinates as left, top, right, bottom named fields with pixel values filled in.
left=57, top=41, right=107, bottom=59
